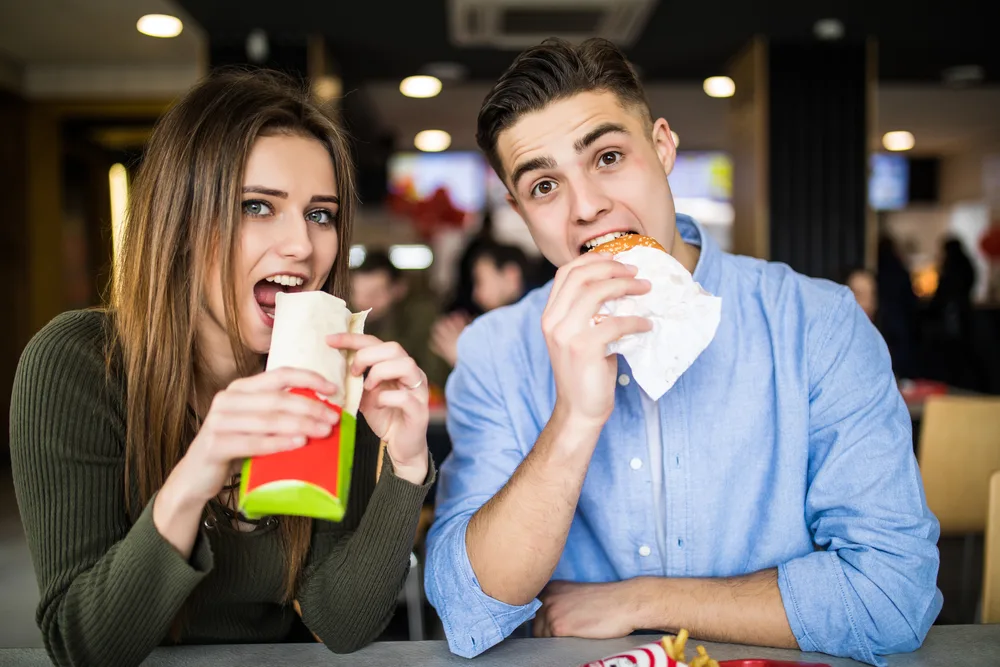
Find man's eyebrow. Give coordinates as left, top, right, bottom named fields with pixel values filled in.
left=573, top=123, right=629, bottom=153
left=510, top=156, right=557, bottom=190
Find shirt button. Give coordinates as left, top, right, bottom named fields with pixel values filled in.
left=638, top=545, right=652, bottom=557
left=618, top=374, right=631, bottom=386
left=630, top=458, right=643, bottom=470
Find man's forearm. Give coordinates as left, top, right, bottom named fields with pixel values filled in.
left=466, top=404, right=600, bottom=606
left=634, top=569, right=797, bottom=649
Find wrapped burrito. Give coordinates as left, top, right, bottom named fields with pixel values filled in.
left=239, top=290, right=368, bottom=522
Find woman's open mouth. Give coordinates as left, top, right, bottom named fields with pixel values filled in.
left=253, top=274, right=307, bottom=327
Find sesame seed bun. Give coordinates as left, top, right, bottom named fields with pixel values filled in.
left=589, top=233, right=666, bottom=255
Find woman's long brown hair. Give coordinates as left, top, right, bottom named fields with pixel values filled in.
left=110, top=68, right=356, bottom=603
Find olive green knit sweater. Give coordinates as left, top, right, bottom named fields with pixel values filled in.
left=10, top=310, right=433, bottom=666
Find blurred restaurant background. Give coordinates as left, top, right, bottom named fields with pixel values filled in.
left=3, top=0, right=1000, bottom=648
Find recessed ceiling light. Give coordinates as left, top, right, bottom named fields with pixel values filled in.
left=400, top=75, right=442, bottom=99
left=703, top=76, right=735, bottom=98
left=814, top=18, right=844, bottom=41
left=882, top=131, right=915, bottom=152
left=414, top=130, right=451, bottom=152
left=136, top=14, right=183, bottom=38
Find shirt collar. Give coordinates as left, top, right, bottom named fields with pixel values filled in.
left=676, top=213, right=723, bottom=295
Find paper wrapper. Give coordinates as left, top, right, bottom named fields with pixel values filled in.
left=596, top=245, right=721, bottom=401
left=239, top=291, right=368, bottom=522
left=580, top=641, right=685, bottom=667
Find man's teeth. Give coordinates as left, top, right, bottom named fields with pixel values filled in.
left=585, top=231, right=630, bottom=249
left=265, top=274, right=305, bottom=287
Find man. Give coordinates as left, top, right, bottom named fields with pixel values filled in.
left=843, top=266, right=878, bottom=322
left=430, top=242, right=529, bottom=367
left=350, top=250, right=448, bottom=388
left=424, top=37, right=941, bottom=664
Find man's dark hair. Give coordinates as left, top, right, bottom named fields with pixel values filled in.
left=470, top=241, right=529, bottom=279
left=476, top=37, right=650, bottom=182
left=353, top=249, right=401, bottom=282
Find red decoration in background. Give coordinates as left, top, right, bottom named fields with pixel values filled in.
left=980, top=223, right=1000, bottom=260
left=388, top=176, right=468, bottom=240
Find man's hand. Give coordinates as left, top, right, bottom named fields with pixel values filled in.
left=533, top=580, right=643, bottom=639
left=542, top=253, right=652, bottom=430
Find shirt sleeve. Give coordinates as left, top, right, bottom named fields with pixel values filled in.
left=777, top=290, right=943, bottom=666
left=424, top=321, right=542, bottom=658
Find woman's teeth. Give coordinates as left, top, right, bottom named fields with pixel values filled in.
left=265, top=274, right=304, bottom=287
left=584, top=231, right=632, bottom=250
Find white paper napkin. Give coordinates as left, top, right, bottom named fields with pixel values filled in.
left=596, top=245, right=721, bottom=400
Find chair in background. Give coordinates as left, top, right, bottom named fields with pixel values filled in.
left=982, top=471, right=1000, bottom=623
left=917, top=395, right=1000, bottom=619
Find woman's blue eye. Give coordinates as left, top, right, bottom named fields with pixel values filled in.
left=242, top=200, right=273, bottom=217
left=306, top=209, right=337, bottom=225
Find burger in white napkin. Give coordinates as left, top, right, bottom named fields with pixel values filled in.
left=589, top=233, right=721, bottom=401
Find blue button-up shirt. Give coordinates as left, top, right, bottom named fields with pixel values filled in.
left=425, top=215, right=942, bottom=665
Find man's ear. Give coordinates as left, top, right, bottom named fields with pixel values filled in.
left=505, top=192, right=522, bottom=217
left=651, top=117, right=677, bottom=178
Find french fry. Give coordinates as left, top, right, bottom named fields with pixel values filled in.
left=689, top=645, right=711, bottom=667
left=661, top=636, right=675, bottom=660
left=674, top=629, right=689, bottom=662
left=660, top=629, right=690, bottom=663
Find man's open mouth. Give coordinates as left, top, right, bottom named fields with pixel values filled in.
left=580, top=231, right=636, bottom=255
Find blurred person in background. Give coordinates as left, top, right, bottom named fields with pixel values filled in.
left=876, top=235, right=920, bottom=379
left=430, top=241, right=529, bottom=367
left=925, top=236, right=979, bottom=388
left=10, top=69, right=433, bottom=667
left=843, top=266, right=878, bottom=322
left=350, top=250, right=449, bottom=388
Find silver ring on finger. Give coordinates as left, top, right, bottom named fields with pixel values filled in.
left=404, top=379, right=424, bottom=391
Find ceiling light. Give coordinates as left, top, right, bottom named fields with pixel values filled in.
left=400, top=75, right=442, bottom=98
left=703, top=76, right=735, bottom=98
left=882, top=131, right=915, bottom=152
left=136, top=14, right=183, bottom=38
left=670, top=131, right=680, bottom=148
left=414, top=130, right=451, bottom=152
left=349, top=245, right=366, bottom=269
left=389, top=245, right=434, bottom=270
left=814, top=18, right=844, bottom=41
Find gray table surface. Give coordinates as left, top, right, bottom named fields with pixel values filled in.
left=2, top=626, right=998, bottom=667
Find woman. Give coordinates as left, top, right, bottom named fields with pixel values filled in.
left=10, top=69, right=433, bottom=666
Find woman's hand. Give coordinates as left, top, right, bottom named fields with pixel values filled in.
left=173, top=368, right=342, bottom=504
left=155, top=367, right=341, bottom=557
left=327, top=333, right=430, bottom=485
